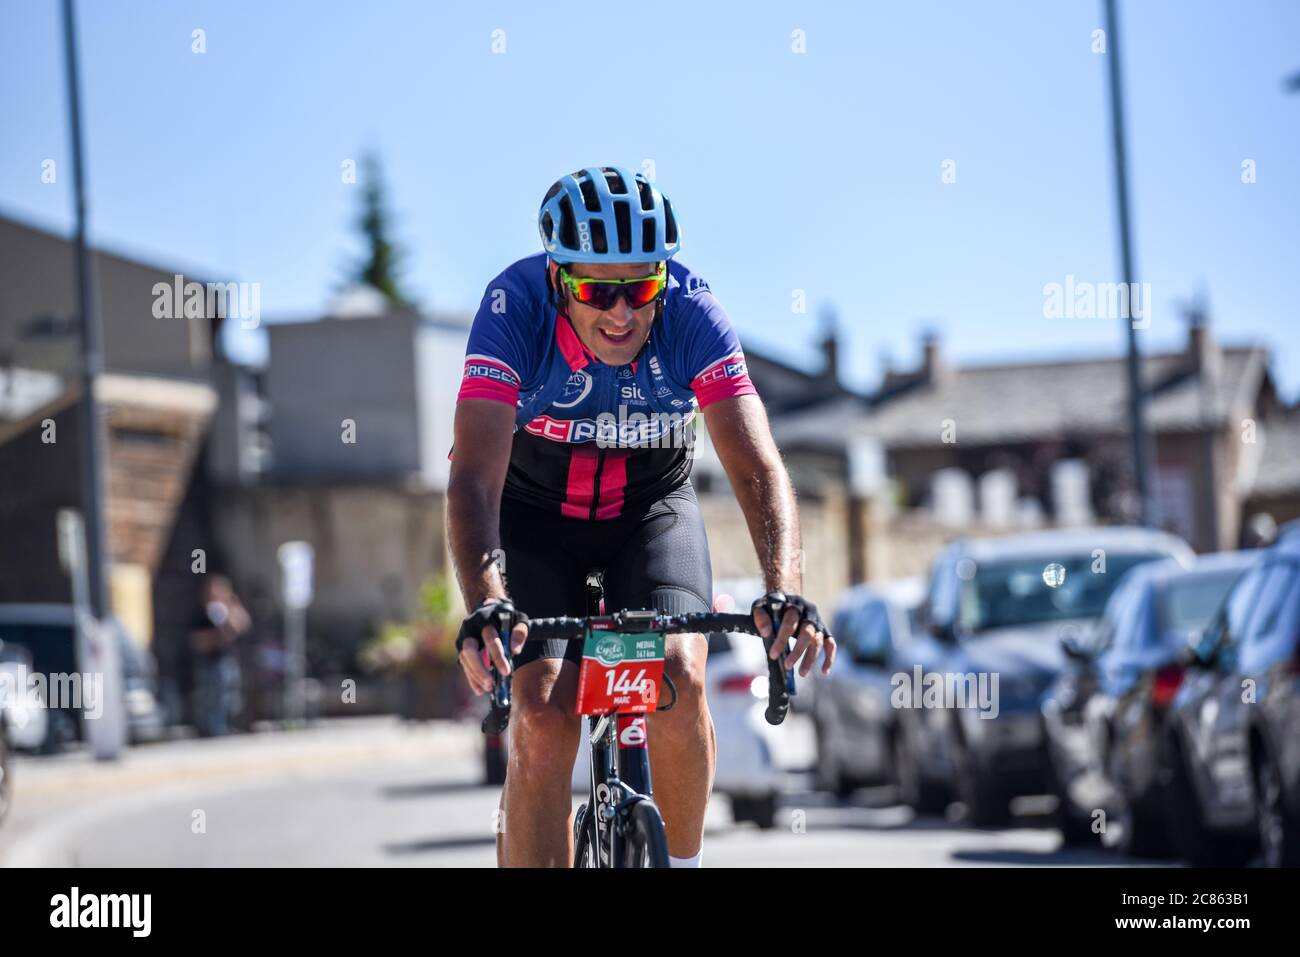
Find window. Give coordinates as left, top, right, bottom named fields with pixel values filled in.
left=847, top=602, right=891, bottom=661
left=1219, top=564, right=1269, bottom=645
left=1242, top=561, right=1300, bottom=648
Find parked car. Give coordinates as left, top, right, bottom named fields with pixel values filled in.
left=0, top=641, right=51, bottom=752
left=0, top=605, right=165, bottom=751
left=899, top=527, right=1194, bottom=826
left=0, top=706, right=11, bottom=825
left=812, top=578, right=923, bottom=799
left=1043, top=553, right=1254, bottom=853
left=1165, top=524, right=1300, bottom=867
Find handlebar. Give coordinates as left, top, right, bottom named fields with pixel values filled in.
left=479, top=609, right=796, bottom=733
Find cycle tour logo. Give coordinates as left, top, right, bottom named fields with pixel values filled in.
left=594, top=634, right=626, bottom=667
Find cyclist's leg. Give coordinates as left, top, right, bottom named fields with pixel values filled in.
left=496, top=498, right=588, bottom=867
left=601, top=482, right=714, bottom=862
left=499, top=657, right=582, bottom=866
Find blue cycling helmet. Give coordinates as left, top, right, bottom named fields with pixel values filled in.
left=538, top=167, right=680, bottom=264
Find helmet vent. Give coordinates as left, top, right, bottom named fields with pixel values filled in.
left=663, top=199, right=678, bottom=246
left=558, top=195, right=578, bottom=249
left=604, top=168, right=629, bottom=194
left=614, top=200, right=632, bottom=253
left=636, top=179, right=654, bottom=211
left=579, top=176, right=601, bottom=212
left=590, top=219, right=608, bottom=254
left=641, top=219, right=656, bottom=254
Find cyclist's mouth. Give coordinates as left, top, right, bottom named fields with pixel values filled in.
left=598, top=327, right=635, bottom=345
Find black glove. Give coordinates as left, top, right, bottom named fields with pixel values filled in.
left=456, top=598, right=529, bottom=653
left=751, top=591, right=831, bottom=642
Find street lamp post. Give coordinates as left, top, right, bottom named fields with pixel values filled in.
left=61, top=0, right=110, bottom=618
left=1102, top=0, right=1156, bottom=528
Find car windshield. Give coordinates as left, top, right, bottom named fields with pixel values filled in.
left=960, top=551, right=1170, bottom=634
left=1163, top=570, right=1243, bottom=638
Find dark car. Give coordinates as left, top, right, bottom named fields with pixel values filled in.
left=1043, top=553, right=1254, bottom=853
left=812, top=578, right=923, bottom=798
left=1165, top=524, right=1300, bottom=867
left=898, top=527, right=1194, bottom=826
left=0, top=604, right=165, bottom=751
left=0, top=706, right=10, bottom=824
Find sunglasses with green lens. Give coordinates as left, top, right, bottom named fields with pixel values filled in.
left=558, top=263, right=667, bottom=311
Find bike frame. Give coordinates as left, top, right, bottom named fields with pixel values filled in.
left=582, top=710, right=655, bottom=867
left=576, top=570, right=660, bottom=868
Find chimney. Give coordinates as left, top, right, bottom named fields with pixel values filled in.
left=818, top=308, right=839, bottom=389
left=921, top=330, right=947, bottom=386
left=1185, top=300, right=1221, bottom=385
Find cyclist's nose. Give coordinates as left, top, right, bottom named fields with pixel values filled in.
left=604, top=298, right=637, bottom=327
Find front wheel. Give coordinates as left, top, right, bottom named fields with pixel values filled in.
left=624, top=800, right=671, bottom=868
left=574, top=803, right=597, bottom=868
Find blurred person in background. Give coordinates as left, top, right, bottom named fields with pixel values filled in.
left=190, top=575, right=251, bottom=736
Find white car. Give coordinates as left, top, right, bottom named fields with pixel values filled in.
left=0, top=642, right=51, bottom=752
left=570, top=577, right=792, bottom=828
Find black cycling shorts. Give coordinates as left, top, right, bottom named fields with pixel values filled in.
left=498, top=480, right=713, bottom=670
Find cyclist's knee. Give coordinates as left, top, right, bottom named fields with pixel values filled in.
left=662, top=638, right=708, bottom=717
left=510, top=698, right=579, bottom=775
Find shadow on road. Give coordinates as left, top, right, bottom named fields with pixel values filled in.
left=384, top=834, right=498, bottom=855
left=379, top=780, right=494, bottom=800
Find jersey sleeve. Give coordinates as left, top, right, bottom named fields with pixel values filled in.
left=673, top=284, right=758, bottom=409
left=457, top=274, right=537, bottom=406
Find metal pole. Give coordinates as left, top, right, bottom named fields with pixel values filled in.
left=1103, top=0, right=1155, bottom=528
left=62, top=0, right=110, bottom=616
left=285, top=605, right=304, bottom=723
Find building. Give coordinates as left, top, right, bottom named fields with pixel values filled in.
left=0, top=211, right=227, bottom=721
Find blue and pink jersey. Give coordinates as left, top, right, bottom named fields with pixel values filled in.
left=457, top=252, right=756, bottom=519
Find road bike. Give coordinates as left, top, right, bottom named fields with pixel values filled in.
left=479, top=576, right=796, bottom=868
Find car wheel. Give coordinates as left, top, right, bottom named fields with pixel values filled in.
left=893, top=725, right=948, bottom=815
left=1163, top=731, right=1253, bottom=866
left=953, top=738, right=1008, bottom=827
left=813, top=717, right=853, bottom=798
left=484, top=734, right=507, bottom=786
left=1045, top=749, right=1098, bottom=846
left=1256, top=747, right=1300, bottom=868
left=750, top=792, right=778, bottom=829
left=1107, top=751, right=1172, bottom=859
left=0, top=723, right=11, bottom=824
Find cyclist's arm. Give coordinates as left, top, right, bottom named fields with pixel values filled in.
left=703, top=393, right=835, bottom=675
left=447, top=399, right=527, bottom=691
left=447, top=398, right=513, bottom=611
left=701, top=393, right=802, bottom=594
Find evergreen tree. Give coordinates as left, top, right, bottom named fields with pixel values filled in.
left=349, top=152, right=412, bottom=307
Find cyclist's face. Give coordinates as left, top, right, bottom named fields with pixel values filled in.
left=553, top=261, right=658, bottom=366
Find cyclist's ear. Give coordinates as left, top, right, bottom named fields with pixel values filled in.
left=547, top=259, right=567, bottom=313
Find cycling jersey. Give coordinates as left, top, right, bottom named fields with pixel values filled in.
left=457, top=252, right=756, bottom=519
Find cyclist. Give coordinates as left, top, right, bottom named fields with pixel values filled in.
left=449, top=166, right=835, bottom=867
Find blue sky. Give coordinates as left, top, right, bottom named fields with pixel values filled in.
left=2, top=0, right=1298, bottom=397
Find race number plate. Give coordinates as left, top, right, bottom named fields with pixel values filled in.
left=574, top=631, right=665, bottom=715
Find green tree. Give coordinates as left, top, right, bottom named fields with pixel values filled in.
left=348, top=152, right=413, bottom=307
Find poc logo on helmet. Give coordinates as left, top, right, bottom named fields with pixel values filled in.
left=577, top=221, right=592, bottom=253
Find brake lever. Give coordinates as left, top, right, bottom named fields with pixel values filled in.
left=761, top=596, right=797, bottom=726
left=480, top=606, right=519, bottom=734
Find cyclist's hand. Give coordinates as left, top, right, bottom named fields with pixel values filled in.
left=752, top=592, right=836, bottom=678
left=456, top=600, right=529, bottom=695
